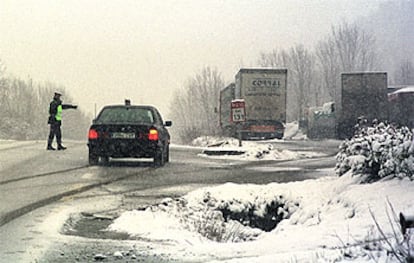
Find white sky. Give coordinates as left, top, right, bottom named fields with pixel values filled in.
left=0, top=0, right=383, bottom=117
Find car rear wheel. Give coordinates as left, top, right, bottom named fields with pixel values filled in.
left=101, top=156, right=110, bottom=166
left=89, top=152, right=99, bottom=165
left=165, top=145, right=170, bottom=163
left=153, top=145, right=165, bottom=167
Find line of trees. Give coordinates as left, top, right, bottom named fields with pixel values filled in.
left=0, top=61, right=91, bottom=140
left=258, top=21, right=380, bottom=121
left=170, top=16, right=414, bottom=143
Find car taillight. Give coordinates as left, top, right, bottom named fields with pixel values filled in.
left=88, top=129, right=99, bottom=139
left=148, top=128, right=159, bottom=141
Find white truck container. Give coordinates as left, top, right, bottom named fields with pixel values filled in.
left=220, top=68, right=288, bottom=139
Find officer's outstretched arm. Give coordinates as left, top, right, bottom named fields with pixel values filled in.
left=62, top=104, right=78, bottom=110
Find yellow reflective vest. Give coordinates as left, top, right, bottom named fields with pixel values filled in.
left=55, top=105, right=62, bottom=121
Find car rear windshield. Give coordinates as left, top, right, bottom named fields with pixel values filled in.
left=97, top=107, right=154, bottom=124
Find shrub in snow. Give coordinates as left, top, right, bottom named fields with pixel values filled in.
left=153, top=191, right=300, bottom=242
left=336, top=121, right=414, bottom=181
left=217, top=195, right=295, bottom=232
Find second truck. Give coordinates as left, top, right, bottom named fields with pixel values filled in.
left=219, top=68, right=288, bottom=140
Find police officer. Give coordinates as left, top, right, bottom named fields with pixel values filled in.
left=47, top=92, right=77, bottom=150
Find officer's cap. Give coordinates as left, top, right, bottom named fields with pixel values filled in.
left=54, top=91, right=62, bottom=97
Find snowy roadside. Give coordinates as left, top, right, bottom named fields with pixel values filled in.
left=105, top=123, right=414, bottom=262
left=192, top=136, right=325, bottom=161
left=109, top=173, right=414, bottom=262
left=2, top=121, right=412, bottom=262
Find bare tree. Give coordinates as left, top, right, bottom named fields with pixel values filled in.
left=0, top=59, right=9, bottom=117
left=315, top=21, right=379, bottom=105
left=0, top=74, right=90, bottom=140
left=258, top=49, right=283, bottom=67
left=259, top=22, right=379, bottom=122
left=288, top=44, right=316, bottom=120
left=0, top=59, right=5, bottom=87
left=258, top=46, right=316, bottom=121
left=169, top=66, right=225, bottom=143
left=316, top=37, right=340, bottom=102
left=332, top=21, right=379, bottom=72
left=394, top=59, right=414, bottom=85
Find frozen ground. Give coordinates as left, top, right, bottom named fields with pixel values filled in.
left=106, top=122, right=414, bottom=262
left=109, top=174, right=414, bottom=262
left=2, top=122, right=413, bottom=262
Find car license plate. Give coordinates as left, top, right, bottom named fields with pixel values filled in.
left=111, top=132, right=136, bottom=139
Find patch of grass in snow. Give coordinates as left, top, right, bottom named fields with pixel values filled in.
left=325, top=201, right=414, bottom=262
left=367, top=201, right=414, bottom=262
left=218, top=196, right=298, bottom=232
left=156, top=191, right=300, bottom=243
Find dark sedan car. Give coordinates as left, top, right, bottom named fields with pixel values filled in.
left=87, top=103, right=172, bottom=166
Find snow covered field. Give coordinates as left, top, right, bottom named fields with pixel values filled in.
left=107, top=123, right=414, bottom=262
left=109, top=175, right=413, bottom=262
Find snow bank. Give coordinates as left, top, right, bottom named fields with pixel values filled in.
left=108, top=173, right=414, bottom=261
left=107, top=121, right=414, bottom=262
left=196, top=137, right=305, bottom=161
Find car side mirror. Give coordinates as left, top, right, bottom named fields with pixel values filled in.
left=165, top=121, right=172, bottom=127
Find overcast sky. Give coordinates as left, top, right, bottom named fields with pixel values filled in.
left=0, top=0, right=384, bottom=117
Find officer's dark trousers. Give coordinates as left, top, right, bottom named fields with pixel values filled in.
left=48, top=122, right=62, bottom=146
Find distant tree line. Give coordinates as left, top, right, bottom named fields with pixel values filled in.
left=258, top=21, right=380, bottom=122
left=168, top=22, right=384, bottom=143
left=0, top=62, right=91, bottom=140
left=170, top=0, right=414, bottom=143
